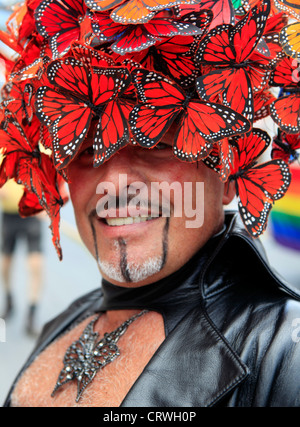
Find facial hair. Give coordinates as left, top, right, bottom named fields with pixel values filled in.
left=89, top=213, right=170, bottom=284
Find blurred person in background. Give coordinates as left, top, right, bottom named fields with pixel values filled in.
left=0, top=179, right=44, bottom=335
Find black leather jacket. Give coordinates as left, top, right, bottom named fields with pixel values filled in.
left=3, top=212, right=300, bottom=407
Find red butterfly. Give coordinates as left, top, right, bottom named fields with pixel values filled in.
left=178, top=0, right=235, bottom=30
left=271, top=130, right=300, bottom=164
left=203, top=138, right=234, bottom=182
left=34, top=0, right=88, bottom=58
left=1, top=82, right=34, bottom=125
left=229, top=128, right=291, bottom=237
left=110, top=35, right=199, bottom=87
left=129, top=68, right=251, bottom=161
left=8, top=35, right=52, bottom=83
left=196, top=0, right=271, bottom=122
left=253, top=89, right=276, bottom=122
left=0, top=115, right=66, bottom=258
left=0, top=117, right=53, bottom=201
left=90, top=9, right=204, bottom=55
left=85, top=0, right=198, bottom=24
left=106, top=10, right=212, bottom=86
left=270, top=55, right=300, bottom=134
left=35, top=57, right=133, bottom=169
left=71, top=42, right=117, bottom=67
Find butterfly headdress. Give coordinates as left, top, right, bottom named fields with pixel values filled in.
left=0, top=0, right=299, bottom=257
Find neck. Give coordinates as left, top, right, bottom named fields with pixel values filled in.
left=99, top=225, right=226, bottom=334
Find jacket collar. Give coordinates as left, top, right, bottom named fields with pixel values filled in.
left=201, top=212, right=300, bottom=301
left=121, top=304, right=249, bottom=407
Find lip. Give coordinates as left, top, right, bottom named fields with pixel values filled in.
left=93, top=215, right=162, bottom=238
left=89, top=207, right=164, bottom=236
left=96, top=204, right=162, bottom=218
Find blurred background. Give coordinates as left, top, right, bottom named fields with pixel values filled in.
left=0, top=0, right=299, bottom=406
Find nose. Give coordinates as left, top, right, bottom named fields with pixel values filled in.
left=97, top=145, right=148, bottom=195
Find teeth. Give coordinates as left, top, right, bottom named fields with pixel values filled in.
left=105, top=216, right=152, bottom=226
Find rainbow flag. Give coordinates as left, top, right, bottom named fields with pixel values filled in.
left=270, top=164, right=300, bottom=251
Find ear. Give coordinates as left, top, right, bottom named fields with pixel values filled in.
left=222, top=180, right=236, bottom=206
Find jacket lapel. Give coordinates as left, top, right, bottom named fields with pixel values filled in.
left=121, top=305, right=249, bottom=407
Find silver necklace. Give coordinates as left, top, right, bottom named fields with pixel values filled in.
left=51, top=309, right=148, bottom=402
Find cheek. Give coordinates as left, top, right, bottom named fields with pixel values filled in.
left=67, top=166, right=97, bottom=224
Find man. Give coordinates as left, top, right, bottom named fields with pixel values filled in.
left=3, top=129, right=300, bottom=406
left=1, top=0, right=300, bottom=407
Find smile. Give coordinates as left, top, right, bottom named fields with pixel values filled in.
left=105, top=216, right=156, bottom=226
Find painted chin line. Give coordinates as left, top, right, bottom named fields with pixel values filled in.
left=88, top=210, right=170, bottom=283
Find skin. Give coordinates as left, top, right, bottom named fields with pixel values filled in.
left=67, top=128, right=236, bottom=288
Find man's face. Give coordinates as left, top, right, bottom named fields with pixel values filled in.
left=67, top=132, right=231, bottom=287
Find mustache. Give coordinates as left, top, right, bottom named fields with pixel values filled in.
left=92, top=193, right=169, bottom=218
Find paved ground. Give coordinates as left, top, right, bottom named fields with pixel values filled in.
left=0, top=205, right=300, bottom=405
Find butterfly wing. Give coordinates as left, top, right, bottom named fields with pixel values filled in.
left=280, top=22, right=300, bottom=61
left=194, top=0, right=235, bottom=29
left=174, top=100, right=251, bottom=162
left=84, top=0, right=125, bottom=11
left=196, top=24, right=234, bottom=65
left=35, top=0, right=86, bottom=58
left=18, top=189, right=44, bottom=217
left=35, top=86, right=93, bottom=168
left=196, top=68, right=254, bottom=121
left=284, top=132, right=300, bottom=153
left=2, top=82, right=34, bottom=126
left=235, top=160, right=291, bottom=236
left=270, top=93, right=300, bottom=134
left=130, top=104, right=181, bottom=148
left=203, top=139, right=234, bottom=182
left=148, top=35, right=200, bottom=87
left=129, top=69, right=184, bottom=147
left=0, top=117, right=35, bottom=154
left=111, top=26, right=158, bottom=55
left=230, top=128, right=291, bottom=236
left=89, top=10, right=127, bottom=44
left=17, top=159, right=46, bottom=207
left=270, top=55, right=298, bottom=87
left=93, top=99, right=132, bottom=165
left=36, top=59, right=131, bottom=168
left=274, top=0, right=300, bottom=20
left=231, top=128, right=272, bottom=167
left=253, top=90, right=276, bottom=122
left=110, top=0, right=155, bottom=24
left=230, top=0, right=270, bottom=63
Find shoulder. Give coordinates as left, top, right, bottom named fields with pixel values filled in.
left=202, top=211, right=300, bottom=301
left=202, top=213, right=300, bottom=406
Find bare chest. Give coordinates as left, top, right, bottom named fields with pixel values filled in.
left=11, top=311, right=165, bottom=407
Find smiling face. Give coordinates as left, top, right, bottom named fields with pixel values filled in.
left=67, top=130, right=235, bottom=287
